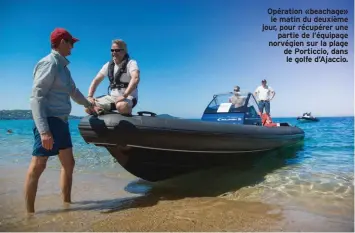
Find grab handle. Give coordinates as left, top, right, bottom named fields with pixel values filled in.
left=137, top=111, right=157, bottom=117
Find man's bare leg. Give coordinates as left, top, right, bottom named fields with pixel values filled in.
left=116, top=101, right=131, bottom=115
left=58, top=148, right=75, bottom=203
left=24, top=156, right=48, bottom=214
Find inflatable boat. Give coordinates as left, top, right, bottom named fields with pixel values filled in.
left=78, top=92, right=305, bottom=182
left=297, top=112, right=319, bottom=122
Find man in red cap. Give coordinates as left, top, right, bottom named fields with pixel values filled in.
left=25, top=28, right=99, bottom=214
left=49, top=28, right=79, bottom=55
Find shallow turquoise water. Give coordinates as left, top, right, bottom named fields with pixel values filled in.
left=0, top=119, right=118, bottom=172
left=0, top=117, right=353, bottom=220
left=217, top=117, right=354, bottom=220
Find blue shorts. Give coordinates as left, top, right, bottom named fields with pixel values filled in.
left=32, top=117, right=73, bottom=156
left=258, top=100, right=270, bottom=114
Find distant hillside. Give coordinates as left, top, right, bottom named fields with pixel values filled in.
left=156, top=114, right=180, bottom=119
left=0, top=109, right=180, bottom=120
left=0, top=110, right=82, bottom=120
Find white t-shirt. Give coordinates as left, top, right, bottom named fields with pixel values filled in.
left=99, top=60, right=139, bottom=100
left=254, top=85, right=274, bottom=101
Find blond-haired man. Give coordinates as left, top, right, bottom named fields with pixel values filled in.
left=86, top=39, right=140, bottom=115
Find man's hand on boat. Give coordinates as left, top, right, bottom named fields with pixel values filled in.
left=84, top=100, right=103, bottom=116
left=87, top=96, right=95, bottom=105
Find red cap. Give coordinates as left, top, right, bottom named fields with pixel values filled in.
left=50, top=28, right=79, bottom=46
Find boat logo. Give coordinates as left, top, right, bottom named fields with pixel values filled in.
left=217, top=117, right=241, bottom=121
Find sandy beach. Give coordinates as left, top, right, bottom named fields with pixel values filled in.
left=0, top=161, right=353, bottom=232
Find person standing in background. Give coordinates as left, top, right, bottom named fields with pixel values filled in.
left=254, top=79, right=275, bottom=115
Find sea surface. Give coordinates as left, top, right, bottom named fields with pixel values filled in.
left=0, top=116, right=354, bottom=231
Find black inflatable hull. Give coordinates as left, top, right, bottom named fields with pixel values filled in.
left=78, top=113, right=305, bottom=181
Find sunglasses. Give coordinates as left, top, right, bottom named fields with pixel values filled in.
left=111, top=49, right=124, bottom=53
left=63, top=39, right=73, bottom=45
left=234, top=89, right=239, bottom=91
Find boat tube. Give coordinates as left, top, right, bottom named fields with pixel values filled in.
left=78, top=92, right=305, bottom=182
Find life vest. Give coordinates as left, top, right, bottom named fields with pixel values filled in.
left=261, top=113, right=278, bottom=127
left=107, top=54, right=137, bottom=91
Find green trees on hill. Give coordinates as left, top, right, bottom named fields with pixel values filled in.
left=0, top=110, right=82, bottom=120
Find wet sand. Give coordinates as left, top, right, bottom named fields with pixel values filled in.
left=0, top=164, right=353, bottom=232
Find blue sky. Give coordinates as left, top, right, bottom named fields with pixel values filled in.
left=0, top=0, right=354, bottom=118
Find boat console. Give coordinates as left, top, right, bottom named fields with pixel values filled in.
left=201, top=92, right=262, bottom=125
